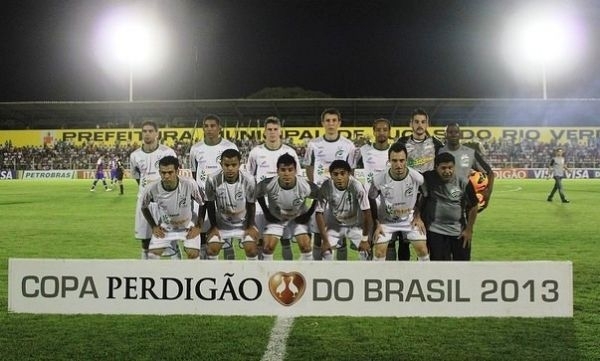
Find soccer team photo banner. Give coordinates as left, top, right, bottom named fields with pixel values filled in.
left=8, top=259, right=572, bottom=317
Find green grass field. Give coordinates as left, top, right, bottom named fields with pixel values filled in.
left=0, top=179, right=598, bottom=360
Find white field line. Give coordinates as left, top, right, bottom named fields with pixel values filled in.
left=260, top=316, right=295, bottom=361
left=494, top=186, right=522, bottom=193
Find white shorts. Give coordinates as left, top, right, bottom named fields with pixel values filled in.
left=256, top=208, right=292, bottom=239
left=374, top=223, right=426, bottom=245
left=148, top=230, right=201, bottom=250
left=207, top=228, right=255, bottom=244
left=326, top=225, right=364, bottom=248
left=264, top=220, right=310, bottom=239
left=135, top=199, right=159, bottom=240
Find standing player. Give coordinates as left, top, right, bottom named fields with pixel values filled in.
left=205, top=149, right=259, bottom=260
left=109, top=155, right=118, bottom=189
left=368, top=142, right=429, bottom=261
left=90, top=153, right=111, bottom=192
left=547, top=147, right=570, bottom=203
left=304, top=108, right=357, bottom=260
left=141, top=156, right=204, bottom=260
left=246, top=116, right=300, bottom=260
left=356, top=118, right=392, bottom=184
left=316, top=160, right=372, bottom=260
left=391, top=108, right=444, bottom=260
left=130, top=120, right=178, bottom=259
left=256, top=153, right=320, bottom=261
left=189, top=114, right=239, bottom=259
left=421, top=153, right=479, bottom=260
left=439, top=123, right=495, bottom=211
left=113, top=156, right=125, bottom=195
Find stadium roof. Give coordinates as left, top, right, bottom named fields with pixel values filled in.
left=1, top=98, right=599, bottom=129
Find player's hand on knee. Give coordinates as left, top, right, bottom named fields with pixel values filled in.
left=152, top=225, right=166, bottom=238
left=245, top=225, right=259, bottom=241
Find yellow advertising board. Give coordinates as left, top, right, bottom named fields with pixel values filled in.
left=1, top=127, right=599, bottom=147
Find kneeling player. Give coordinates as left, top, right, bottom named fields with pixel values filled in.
left=141, top=156, right=205, bottom=259
left=316, top=160, right=372, bottom=260
left=204, top=149, right=259, bottom=260
left=368, top=143, right=429, bottom=261
left=256, top=153, right=320, bottom=260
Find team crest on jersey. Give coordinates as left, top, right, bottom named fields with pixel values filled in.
left=268, top=271, right=306, bottom=306
left=178, top=193, right=187, bottom=207
left=335, top=148, right=345, bottom=159
left=235, top=191, right=244, bottom=200
left=449, top=187, right=462, bottom=199
left=216, top=154, right=222, bottom=164
left=404, top=186, right=415, bottom=197
left=292, top=198, right=304, bottom=207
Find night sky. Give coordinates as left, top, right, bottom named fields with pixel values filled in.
left=1, top=0, right=599, bottom=102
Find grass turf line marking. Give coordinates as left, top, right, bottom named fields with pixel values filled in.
left=260, top=316, right=295, bottom=361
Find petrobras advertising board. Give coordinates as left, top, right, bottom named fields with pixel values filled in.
left=9, top=259, right=572, bottom=317
left=22, top=170, right=75, bottom=180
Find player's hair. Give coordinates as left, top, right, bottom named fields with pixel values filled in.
left=221, top=148, right=241, bottom=161
left=320, top=108, right=342, bottom=122
left=373, top=118, right=391, bottom=129
left=159, top=155, right=180, bottom=169
left=264, top=116, right=281, bottom=127
left=277, top=153, right=297, bottom=169
left=410, top=108, right=429, bottom=122
left=388, top=142, right=408, bottom=157
left=435, top=152, right=455, bottom=166
left=141, top=120, right=158, bottom=131
left=445, top=122, right=461, bottom=130
left=329, top=159, right=352, bottom=173
left=203, top=114, right=222, bottom=126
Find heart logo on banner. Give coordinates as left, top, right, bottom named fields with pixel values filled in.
left=268, top=272, right=306, bottom=306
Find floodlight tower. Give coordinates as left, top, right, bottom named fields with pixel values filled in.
left=502, top=5, right=583, bottom=100
left=95, top=8, right=167, bottom=101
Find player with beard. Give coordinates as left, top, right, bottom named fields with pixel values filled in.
left=392, top=109, right=444, bottom=261
left=205, top=149, right=259, bottom=260
left=246, top=116, right=300, bottom=260
left=130, top=121, right=178, bottom=259
left=368, top=142, right=429, bottom=261
left=256, top=153, right=320, bottom=261
left=141, top=156, right=205, bottom=260
left=189, top=114, right=239, bottom=259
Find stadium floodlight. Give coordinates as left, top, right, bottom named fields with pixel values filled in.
left=94, top=6, right=168, bottom=101
left=501, top=4, right=585, bottom=99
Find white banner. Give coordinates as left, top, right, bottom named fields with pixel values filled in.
left=8, top=259, right=572, bottom=317
left=22, top=170, right=75, bottom=180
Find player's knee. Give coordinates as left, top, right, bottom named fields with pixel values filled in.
left=185, top=248, right=200, bottom=259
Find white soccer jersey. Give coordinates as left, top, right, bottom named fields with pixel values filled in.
left=318, top=176, right=370, bottom=227
left=246, top=143, right=301, bottom=182
left=256, top=176, right=319, bottom=221
left=205, top=170, right=256, bottom=229
left=358, top=143, right=389, bottom=184
left=130, top=145, right=177, bottom=197
left=303, top=135, right=357, bottom=186
left=368, top=168, right=423, bottom=226
left=141, top=177, right=205, bottom=231
left=189, top=139, right=238, bottom=190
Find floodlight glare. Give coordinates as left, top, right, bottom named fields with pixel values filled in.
left=501, top=4, right=585, bottom=99
left=94, top=6, right=168, bottom=101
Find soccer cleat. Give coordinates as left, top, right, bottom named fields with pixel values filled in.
left=90, top=188, right=95, bottom=192
left=546, top=197, right=552, bottom=202
left=561, top=199, right=570, bottom=203
left=106, top=188, right=113, bottom=192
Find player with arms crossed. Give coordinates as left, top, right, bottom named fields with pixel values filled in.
left=140, top=156, right=204, bottom=260
left=130, top=120, right=178, bottom=259
left=256, top=153, right=320, bottom=261
left=421, top=152, right=479, bottom=260
left=189, top=114, right=239, bottom=259
left=205, top=149, right=259, bottom=260
left=368, top=142, right=429, bottom=261
left=246, top=116, right=300, bottom=260
left=304, top=108, right=357, bottom=260
left=316, top=160, right=372, bottom=260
